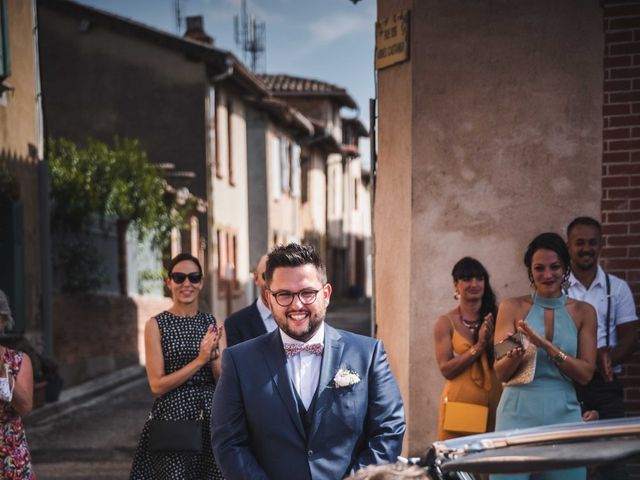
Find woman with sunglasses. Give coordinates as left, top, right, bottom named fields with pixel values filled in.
left=131, top=253, right=225, bottom=479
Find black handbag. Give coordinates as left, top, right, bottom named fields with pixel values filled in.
left=147, top=418, right=203, bottom=453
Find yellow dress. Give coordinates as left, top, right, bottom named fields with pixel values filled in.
left=437, top=328, right=502, bottom=440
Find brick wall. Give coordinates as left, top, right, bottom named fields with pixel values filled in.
left=603, top=2, right=640, bottom=478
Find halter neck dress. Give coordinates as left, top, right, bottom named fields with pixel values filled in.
left=491, top=294, right=585, bottom=480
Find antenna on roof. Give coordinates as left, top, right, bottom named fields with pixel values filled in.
left=174, top=0, right=186, bottom=34
left=234, top=0, right=266, bottom=73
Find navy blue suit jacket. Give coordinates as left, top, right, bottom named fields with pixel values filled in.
left=211, top=324, right=405, bottom=480
left=224, top=300, right=267, bottom=347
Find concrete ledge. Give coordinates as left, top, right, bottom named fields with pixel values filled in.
left=25, top=364, right=146, bottom=426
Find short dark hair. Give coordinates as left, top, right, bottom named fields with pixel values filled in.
left=265, top=243, right=326, bottom=285
left=452, top=257, right=498, bottom=323
left=167, top=253, right=202, bottom=277
left=567, top=216, right=602, bottom=238
left=523, top=232, right=571, bottom=284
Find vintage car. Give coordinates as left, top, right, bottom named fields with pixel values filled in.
left=417, top=417, right=640, bottom=479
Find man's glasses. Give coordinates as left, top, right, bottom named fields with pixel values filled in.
left=268, top=288, right=323, bottom=307
left=169, top=272, right=203, bottom=284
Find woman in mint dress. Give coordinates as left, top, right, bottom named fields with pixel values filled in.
left=492, top=233, right=597, bottom=480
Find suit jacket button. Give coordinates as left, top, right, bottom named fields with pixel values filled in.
left=307, top=449, right=313, bottom=457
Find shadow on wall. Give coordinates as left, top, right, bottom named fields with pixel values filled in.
left=53, top=293, right=139, bottom=387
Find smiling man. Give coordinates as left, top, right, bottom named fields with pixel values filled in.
left=566, top=216, right=639, bottom=480
left=211, top=243, right=405, bottom=480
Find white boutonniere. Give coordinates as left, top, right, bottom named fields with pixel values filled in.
left=333, top=368, right=360, bottom=388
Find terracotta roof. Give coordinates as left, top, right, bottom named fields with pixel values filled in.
left=258, top=74, right=357, bottom=109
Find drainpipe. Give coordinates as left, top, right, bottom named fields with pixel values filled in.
left=33, top=0, right=54, bottom=357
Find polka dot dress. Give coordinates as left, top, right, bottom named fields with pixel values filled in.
left=130, top=311, right=224, bottom=480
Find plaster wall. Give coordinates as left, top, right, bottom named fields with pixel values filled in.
left=376, top=0, right=602, bottom=454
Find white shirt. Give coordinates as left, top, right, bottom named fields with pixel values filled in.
left=567, top=266, right=638, bottom=372
left=280, top=324, right=325, bottom=409
left=256, top=297, right=277, bottom=333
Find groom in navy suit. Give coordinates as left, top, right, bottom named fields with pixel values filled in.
left=211, top=243, right=405, bottom=480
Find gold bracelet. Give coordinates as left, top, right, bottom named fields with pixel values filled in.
left=469, top=346, right=478, bottom=356
left=551, top=350, right=567, bottom=365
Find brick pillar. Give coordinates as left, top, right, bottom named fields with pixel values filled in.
left=602, top=4, right=640, bottom=477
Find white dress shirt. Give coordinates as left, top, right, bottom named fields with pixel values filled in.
left=567, top=266, right=638, bottom=373
left=256, top=297, right=277, bottom=333
left=280, top=324, right=325, bottom=409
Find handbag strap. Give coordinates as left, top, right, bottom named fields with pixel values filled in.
left=605, top=273, right=611, bottom=348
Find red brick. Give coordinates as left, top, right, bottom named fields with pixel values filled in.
left=631, top=224, right=640, bottom=233
left=602, top=199, right=630, bottom=210
left=630, top=245, right=640, bottom=255
left=603, top=223, right=630, bottom=234
left=611, top=66, right=640, bottom=78
left=610, top=162, right=640, bottom=174
left=607, top=54, right=633, bottom=68
left=610, top=90, right=640, bottom=102
left=608, top=30, right=635, bottom=43
left=603, top=176, right=631, bottom=187
left=604, top=258, right=640, bottom=269
left=607, top=234, right=640, bottom=245
left=601, top=246, right=629, bottom=257
left=605, top=79, right=633, bottom=92
left=605, top=5, right=640, bottom=17
left=608, top=186, right=640, bottom=197
left=632, top=103, right=640, bottom=114
left=631, top=175, right=640, bottom=185
left=609, top=211, right=640, bottom=223
left=631, top=199, right=640, bottom=208
left=608, top=139, right=640, bottom=150
left=609, top=114, right=640, bottom=127
left=610, top=17, right=640, bottom=31
left=632, top=126, right=640, bottom=136
left=605, top=104, right=632, bottom=116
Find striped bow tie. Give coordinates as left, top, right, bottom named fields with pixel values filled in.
left=284, top=343, right=324, bottom=358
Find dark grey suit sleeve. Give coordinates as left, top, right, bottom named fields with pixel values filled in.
left=224, top=316, right=242, bottom=348
left=211, top=349, right=270, bottom=480
left=354, top=340, right=406, bottom=469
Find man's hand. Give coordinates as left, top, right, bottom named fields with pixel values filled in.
left=597, top=346, right=613, bottom=382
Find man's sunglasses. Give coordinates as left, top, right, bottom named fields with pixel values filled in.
left=169, top=272, right=203, bottom=284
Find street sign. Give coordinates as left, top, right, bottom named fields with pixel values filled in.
left=375, top=10, right=410, bottom=70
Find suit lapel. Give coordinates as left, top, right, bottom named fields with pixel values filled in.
left=309, top=324, right=344, bottom=440
left=262, top=330, right=306, bottom=439
left=251, top=301, right=268, bottom=336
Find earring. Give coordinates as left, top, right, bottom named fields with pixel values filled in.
left=453, top=290, right=460, bottom=301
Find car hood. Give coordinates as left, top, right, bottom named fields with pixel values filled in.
left=428, top=417, right=640, bottom=474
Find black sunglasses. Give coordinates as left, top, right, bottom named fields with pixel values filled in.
left=170, top=272, right=203, bottom=284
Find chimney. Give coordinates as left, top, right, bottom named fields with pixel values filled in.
left=184, top=16, right=214, bottom=46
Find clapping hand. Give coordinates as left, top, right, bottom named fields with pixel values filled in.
left=198, top=324, right=223, bottom=364
left=478, top=313, right=494, bottom=344
left=516, top=319, right=543, bottom=348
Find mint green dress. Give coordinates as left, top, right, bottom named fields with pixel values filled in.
left=491, top=294, right=585, bottom=480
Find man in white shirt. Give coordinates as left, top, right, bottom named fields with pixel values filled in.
left=224, top=254, right=277, bottom=346
left=211, top=243, right=405, bottom=480
left=566, top=216, right=638, bottom=479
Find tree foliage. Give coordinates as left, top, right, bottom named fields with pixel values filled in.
left=49, top=137, right=180, bottom=247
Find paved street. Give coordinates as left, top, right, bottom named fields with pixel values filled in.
left=24, top=300, right=371, bottom=479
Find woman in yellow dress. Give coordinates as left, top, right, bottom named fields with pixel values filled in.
left=434, top=257, right=502, bottom=440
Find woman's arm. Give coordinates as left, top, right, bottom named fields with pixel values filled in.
left=493, top=299, right=526, bottom=382
left=144, top=318, right=219, bottom=396
left=10, top=353, right=33, bottom=417
left=517, top=301, right=596, bottom=385
left=434, top=314, right=489, bottom=380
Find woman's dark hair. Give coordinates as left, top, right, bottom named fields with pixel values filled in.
left=167, top=253, right=203, bottom=277
left=523, top=232, right=571, bottom=285
left=451, top=257, right=498, bottom=327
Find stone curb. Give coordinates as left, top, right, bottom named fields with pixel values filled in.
left=25, top=364, right=147, bottom=427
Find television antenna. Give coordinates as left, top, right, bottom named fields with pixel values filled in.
left=234, top=0, right=266, bottom=73
left=174, top=0, right=187, bottom=34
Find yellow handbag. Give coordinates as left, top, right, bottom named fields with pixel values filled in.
left=443, top=400, right=489, bottom=434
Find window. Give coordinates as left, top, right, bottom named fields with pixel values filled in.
left=291, top=144, right=301, bottom=197
left=300, top=156, right=309, bottom=204
left=280, top=138, right=290, bottom=194
left=214, top=93, right=222, bottom=178
left=0, top=0, right=10, bottom=81
left=271, top=137, right=281, bottom=199
left=227, top=100, right=234, bottom=185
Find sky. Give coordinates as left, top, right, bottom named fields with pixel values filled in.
left=75, top=0, right=376, bottom=164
